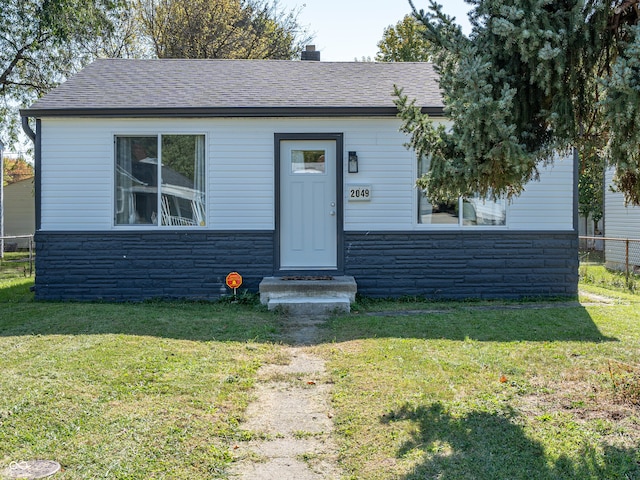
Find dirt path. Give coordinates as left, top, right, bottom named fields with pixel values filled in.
left=578, top=289, right=618, bottom=305
left=228, top=316, right=342, bottom=479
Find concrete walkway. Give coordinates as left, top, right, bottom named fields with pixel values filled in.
left=228, top=316, right=342, bottom=479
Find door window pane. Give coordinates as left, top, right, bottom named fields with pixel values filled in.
left=291, top=149, right=325, bottom=174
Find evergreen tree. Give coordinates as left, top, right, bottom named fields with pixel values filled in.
left=395, top=0, right=640, bottom=205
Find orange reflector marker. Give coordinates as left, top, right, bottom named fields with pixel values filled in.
left=225, top=272, right=243, bottom=294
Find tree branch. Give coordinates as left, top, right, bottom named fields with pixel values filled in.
left=1, top=44, right=31, bottom=87
left=2, top=79, right=49, bottom=91
left=0, top=28, right=53, bottom=87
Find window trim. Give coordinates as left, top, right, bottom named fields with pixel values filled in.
left=415, top=193, right=509, bottom=229
left=113, top=132, right=207, bottom=229
left=413, top=152, right=509, bottom=229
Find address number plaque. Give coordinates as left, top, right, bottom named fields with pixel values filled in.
left=347, top=184, right=372, bottom=201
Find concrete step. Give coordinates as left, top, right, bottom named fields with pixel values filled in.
left=259, top=276, right=357, bottom=315
left=267, top=296, right=351, bottom=315
left=259, top=275, right=356, bottom=302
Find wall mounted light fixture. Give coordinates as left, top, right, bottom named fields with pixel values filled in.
left=348, top=151, right=358, bottom=173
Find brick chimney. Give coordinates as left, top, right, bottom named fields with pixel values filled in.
left=301, top=45, right=320, bottom=61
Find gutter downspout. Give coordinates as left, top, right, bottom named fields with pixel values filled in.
left=21, top=116, right=35, bottom=142
left=21, top=115, right=40, bottom=232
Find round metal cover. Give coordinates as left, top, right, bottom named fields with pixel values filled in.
left=1, top=460, right=61, bottom=479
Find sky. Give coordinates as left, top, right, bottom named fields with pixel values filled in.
left=277, top=0, right=473, bottom=61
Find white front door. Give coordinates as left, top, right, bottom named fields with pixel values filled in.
left=279, top=140, right=337, bottom=270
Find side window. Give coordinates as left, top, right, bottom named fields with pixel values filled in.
left=462, top=196, right=506, bottom=226
left=417, top=155, right=506, bottom=226
left=115, top=135, right=205, bottom=227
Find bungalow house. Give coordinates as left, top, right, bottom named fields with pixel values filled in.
left=20, top=57, right=578, bottom=301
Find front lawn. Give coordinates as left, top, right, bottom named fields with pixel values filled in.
left=0, top=280, right=283, bottom=478
left=1, top=277, right=639, bottom=479
left=313, top=292, right=640, bottom=479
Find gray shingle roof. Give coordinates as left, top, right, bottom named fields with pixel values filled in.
left=23, top=59, right=443, bottom=117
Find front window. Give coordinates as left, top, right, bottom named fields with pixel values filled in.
left=115, top=135, right=205, bottom=226
left=417, top=155, right=506, bottom=226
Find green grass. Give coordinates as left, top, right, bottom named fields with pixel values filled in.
left=580, top=263, right=638, bottom=293
left=0, top=280, right=284, bottom=478
left=0, top=253, right=35, bottom=304
left=1, top=275, right=640, bottom=479
left=0, top=252, right=34, bottom=282
left=312, top=296, right=640, bottom=479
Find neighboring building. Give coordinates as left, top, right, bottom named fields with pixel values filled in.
left=604, top=168, right=640, bottom=272
left=20, top=58, right=578, bottom=301
left=578, top=213, right=603, bottom=238
left=4, top=177, right=35, bottom=249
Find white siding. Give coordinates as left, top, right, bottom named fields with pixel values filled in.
left=507, top=154, right=575, bottom=231
left=342, top=123, right=418, bottom=230
left=604, top=168, right=640, bottom=239
left=39, top=117, right=575, bottom=232
left=603, top=168, right=640, bottom=269
left=40, top=119, right=114, bottom=230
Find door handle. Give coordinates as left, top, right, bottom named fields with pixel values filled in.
left=330, top=210, right=336, bottom=216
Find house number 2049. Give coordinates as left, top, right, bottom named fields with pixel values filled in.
left=348, top=185, right=372, bottom=201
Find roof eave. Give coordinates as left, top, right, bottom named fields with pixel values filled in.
left=20, top=106, right=445, bottom=118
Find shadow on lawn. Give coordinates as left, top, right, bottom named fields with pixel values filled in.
left=0, top=281, right=616, bottom=344
left=320, top=304, right=616, bottom=343
left=0, top=296, right=284, bottom=343
left=384, top=402, right=640, bottom=480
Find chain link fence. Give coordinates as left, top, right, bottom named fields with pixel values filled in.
left=0, top=235, right=34, bottom=279
left=580, top=235, right=640, bottom=283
